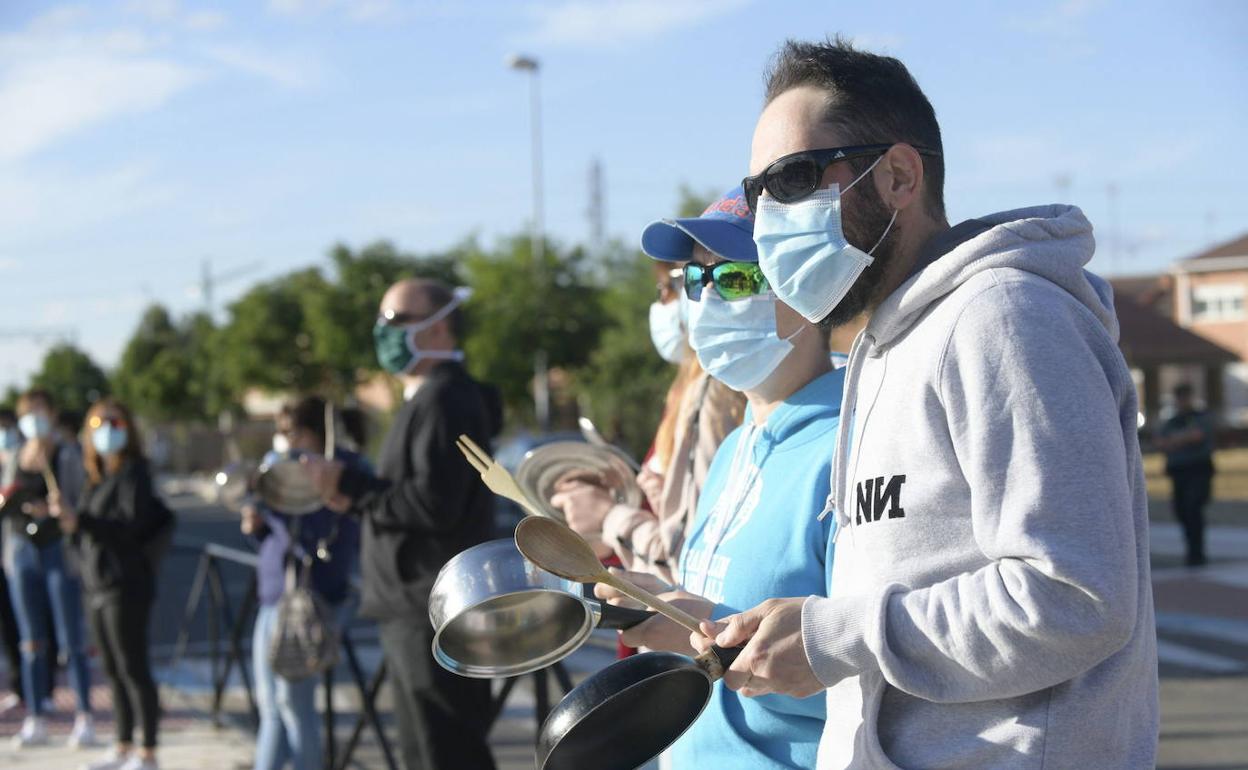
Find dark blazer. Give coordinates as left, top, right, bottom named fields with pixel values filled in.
left=339, top=361, right=501, bottom=621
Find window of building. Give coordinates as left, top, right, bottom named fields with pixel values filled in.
left=1191, top=283, right=1246, bottom=322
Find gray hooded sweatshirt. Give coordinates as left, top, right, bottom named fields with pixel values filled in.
left=802, top=205, right=1158, bottom=769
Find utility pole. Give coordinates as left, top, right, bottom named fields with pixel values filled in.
left=507, top=53, right=552, bottom=431
left=587, top=157, right=606, bottom=257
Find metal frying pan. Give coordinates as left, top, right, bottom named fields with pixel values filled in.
left=536, top=644, right=741, bottom=770
left=251, top=401, right=340, bottom=516
left=428, top=538, right=653, bottom=678
left=516, top=442, right=643, bottom=522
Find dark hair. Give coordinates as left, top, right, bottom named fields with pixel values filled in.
left=284, top=395, right=329, bottom=446
left=0, top=408, right=15, bottom=425
left=17, top=388, right=54, bottom=415
left=83, top=398, right=144, bottom=484
left=339, top=406, right=368, bottom=449
left=57, top=410, right=82, bottom=436
left=1174, top=383, right=1194, bottom=400
left=764, top=36, right=946, bottom=220
left=418, top=280, right=466, bottom=341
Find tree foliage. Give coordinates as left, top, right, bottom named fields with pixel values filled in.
left=304, top=241, right=460, bottom=393
left=571, top=246, right=675, bottom=457
left=30, top=343, right=110, bottom=415
left=113, top=305, right=224, bottom=422
left=460, top=235, right=605, bottom=422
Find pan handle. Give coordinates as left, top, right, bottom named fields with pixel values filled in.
left=711, top=644, right=742, bottom=668
left=594, top=601, right=655, bottom=630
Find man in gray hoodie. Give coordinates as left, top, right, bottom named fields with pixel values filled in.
left=693, top=38, right=1159, bottom=768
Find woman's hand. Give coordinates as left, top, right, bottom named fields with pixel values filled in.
left=240, top=503, right=262, bottom=535
left=594, top=569, right=714, bottom=654
left=636, top=467, right=664, bottom=511
left=47, top=491, right=78, bottom=534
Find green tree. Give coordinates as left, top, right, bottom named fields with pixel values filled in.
left=114, top=305, right=224, bottom=422
left=573, top=246, right=675, bottom=457
left=676, top=184, right=718, bottom=218
left=304, top=240, right=460, bottom=393
left=218, top=268, right=332, bottom=396
left=460, top=235, right=605, bottom=423
left=30, top=343, right=110, bottom=414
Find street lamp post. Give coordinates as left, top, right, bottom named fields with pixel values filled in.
left=507, top=53, right=551, bottom=430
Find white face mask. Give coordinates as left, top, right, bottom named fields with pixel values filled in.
left=686, top=290, right=800, bottom=392
left=272, top=433, right=291, bottom=456
left=18, top=412, right=51, bottom=441
left=753, top=155, right=896, bottom=323
left=648, top=297, right=687, bottom=364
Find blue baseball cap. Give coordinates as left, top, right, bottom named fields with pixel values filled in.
left=641, top=185, right=757, bottom=263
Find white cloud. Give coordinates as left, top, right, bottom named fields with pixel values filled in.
left=123, top=0, right=179, bottom=22
left=522, top=0, right=753, bottom=48
left=0, top=53, right=200, bottom=164
left=268, top=0, right=403, bottom=22
left=0, top=161, right=180, bottom=239
left=184, top=10, right=228, bottom=31
left=200, top=43, right=318, bottom=89
left=0, top=258, right=20, bottom=271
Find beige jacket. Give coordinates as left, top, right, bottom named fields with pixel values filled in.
left=602, top=373, right=743, bottom=583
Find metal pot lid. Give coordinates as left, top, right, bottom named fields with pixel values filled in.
left=515, top=442, right=642, bottom=521
left=253, top=459, right=324, bottom=516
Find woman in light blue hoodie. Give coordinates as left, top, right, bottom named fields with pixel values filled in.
left=597, top=186, right=842, bottom=769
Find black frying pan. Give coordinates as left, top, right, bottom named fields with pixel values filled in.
left=537, top=644, right=741, bottom=770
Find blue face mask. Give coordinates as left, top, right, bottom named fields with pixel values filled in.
left=0, top=427, right=20, bottom=450
left=686, top=290, right=800, bottom=392
left=92, top=426, right=128, bottom=456
left=648, top=297, right=687, bottom=364
left=17, top=412, right=51, bottom=440
left=753, top=155, right=896, bottom=324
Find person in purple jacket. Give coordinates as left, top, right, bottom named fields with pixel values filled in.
left=242, top=396, right=366, bottom=770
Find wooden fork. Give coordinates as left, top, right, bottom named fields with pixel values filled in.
left=455, top=434, right=549, bottom=519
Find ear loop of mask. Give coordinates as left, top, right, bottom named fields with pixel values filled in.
left=401, top=286, right=473, bottom=369
left=839, top=154, right=898, bottom=256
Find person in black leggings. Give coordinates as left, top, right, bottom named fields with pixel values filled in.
left=50, top=398, right=170, bottom=770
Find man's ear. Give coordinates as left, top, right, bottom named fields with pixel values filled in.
left=874, top=144, right=924, bottom=211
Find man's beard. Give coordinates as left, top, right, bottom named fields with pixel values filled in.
left=818, top=182, right=900, bottom=329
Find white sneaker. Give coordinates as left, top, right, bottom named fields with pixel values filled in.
left=82, top=748, right=131, bottom=770
left=68, top=713, right=99, bottom=748
left=119, top=755, right=159, bottom=770
left=0, top=692, right=21, bottom=714
left=11, top=715, right=48, bottom=748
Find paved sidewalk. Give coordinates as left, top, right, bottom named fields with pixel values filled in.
left=3, top=519, right=1246, bottom=770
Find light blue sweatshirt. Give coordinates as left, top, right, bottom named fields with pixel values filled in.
left=672, top=366, right=843, bottom=769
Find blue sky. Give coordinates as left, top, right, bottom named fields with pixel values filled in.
left=1, top=0, right=1246, bottom=389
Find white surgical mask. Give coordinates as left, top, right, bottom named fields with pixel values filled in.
left=648, top=297, right=687, bottom=364
left=18, top=412, right=51, bottom=441
left=753, top=155, right=896, bottom=323
left=272, top=433, right=291, bottom=456
left=686, top=291, right=799, bottom=392
left=92, top=426, right=128, bottom=456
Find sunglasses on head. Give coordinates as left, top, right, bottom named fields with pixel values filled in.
left=742, top=143, right=942, bottom=213
left=683, top=261, right=769, bottom=302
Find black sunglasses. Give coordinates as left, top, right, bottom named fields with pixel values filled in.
left=742, top=143, right=942, bottom=213
left=683, top=261, right=769, bottom=302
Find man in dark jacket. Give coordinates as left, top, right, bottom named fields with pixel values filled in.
left=305, top=278, right=500, bottom=770
left=1157, top=383, right=1216, bottom=567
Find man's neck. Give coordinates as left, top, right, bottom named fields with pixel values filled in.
left=871, top=216, right=949, bottom=312
left=746, top=343, right=833, bottom=427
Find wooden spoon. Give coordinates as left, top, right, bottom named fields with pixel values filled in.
left=514, top=516, right=704, bottom=635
